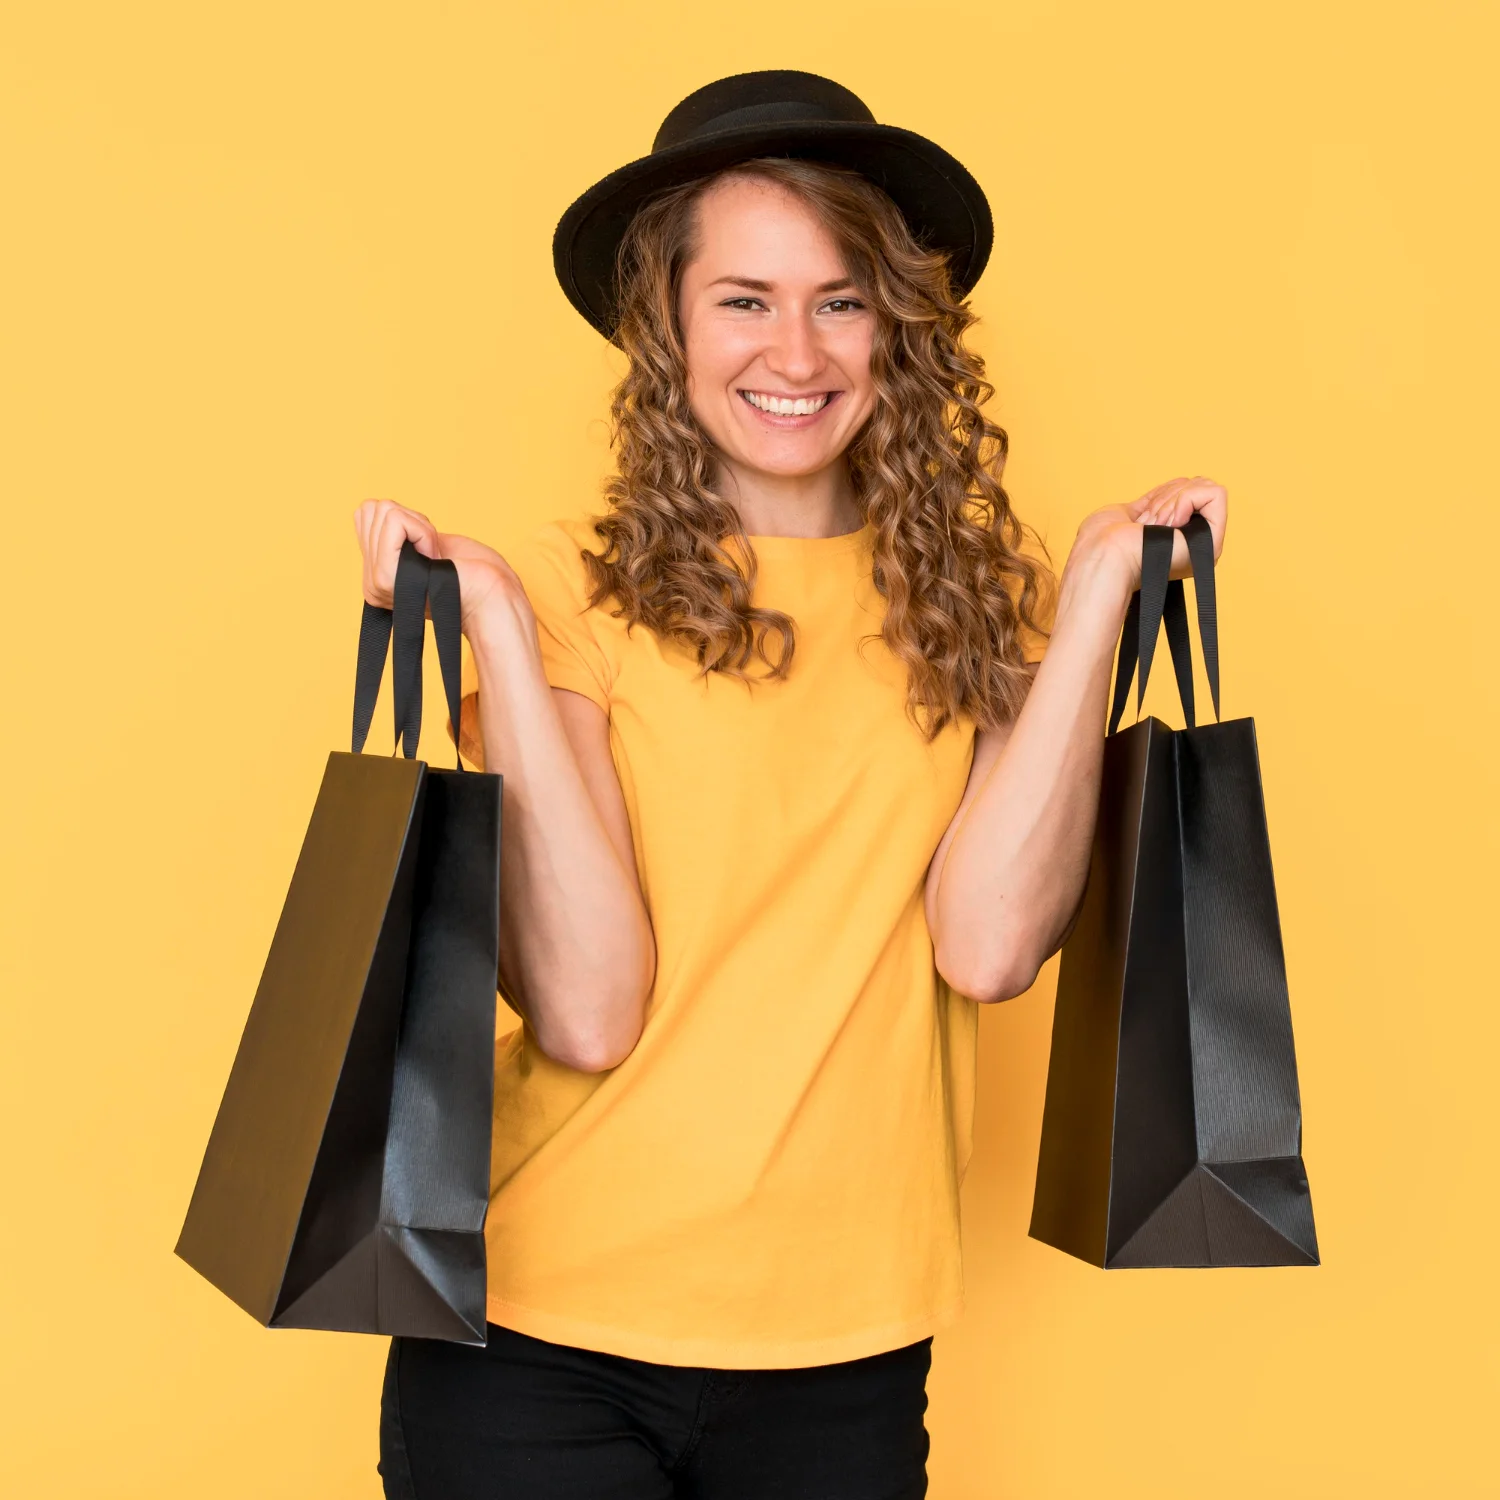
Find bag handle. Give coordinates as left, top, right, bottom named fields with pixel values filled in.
left=1107, top=512, right=1220, bottom=736
left=350, top=541, right=466, bottom=769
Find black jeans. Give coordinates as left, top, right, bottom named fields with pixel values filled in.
left=379, top=1323, right=933, bottom=1499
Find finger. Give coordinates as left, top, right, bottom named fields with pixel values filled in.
left=1190, top=481, right=1227, bottom=510
left=1158, top=478, right=1222, bottom=529
left=391, top=504, right=441, bottom=559
left=1127, top=481, right=1178, bottom=521
left=1158, top=488, right=1194, bottom=527
left=373, top=505, right=440, bottom=589
left=372, top=504, right=419, bottom=604
left=354, top=499, right=377, bottom=558
left=1189, top=483, right=1228, bottom=557
left=360, top=506, right=385, bottom=607
left=1167, top=482, right=1228, bottom=557
left=1136, top=476, right=1200, bottom=525
left=357, top=500, right=401, bottom=557
left=1161, top=477, right=1202, bottom=518
left=1176, top=481, right=1227, bottom=524
left=355, top=501, right=385, bottom=602
left=376, top=507, right=410, bottom=588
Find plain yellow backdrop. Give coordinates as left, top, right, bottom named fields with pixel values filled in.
left=2, top=2, right=1496, bottom=1495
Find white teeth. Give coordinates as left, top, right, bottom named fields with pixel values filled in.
left=742, top=391, right=828, bottom=416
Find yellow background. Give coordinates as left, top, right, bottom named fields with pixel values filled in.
left=2, top=2, right=1495, bottom=1495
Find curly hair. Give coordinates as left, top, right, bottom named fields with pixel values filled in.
left=579, top=156, right=1054, bottom=740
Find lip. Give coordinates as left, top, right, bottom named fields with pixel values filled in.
left=737, top=389, right=842, bottom=430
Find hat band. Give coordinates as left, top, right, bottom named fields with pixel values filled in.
left=653, top=98, right=865, bottom=153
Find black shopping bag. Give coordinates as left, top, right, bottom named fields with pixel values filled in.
left=176, top=542, right=501, bottom=1340
left=1029, top=515, right=1318, bottom=1268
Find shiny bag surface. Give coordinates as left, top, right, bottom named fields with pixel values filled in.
left=1029, top=515, right=1318, bottom=1268
left=175, top=544, right=501, bottom=1340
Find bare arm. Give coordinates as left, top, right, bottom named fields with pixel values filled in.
left=925, top=477, right=1228, bottom=1003
left=356, top=499, right=653, bottom=1071
left=464, top=605, right=653, bottom=1071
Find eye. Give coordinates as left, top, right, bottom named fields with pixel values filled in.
left=821, top=297, right=866, bottom=314
left=720, top=296, right=766, bottom=311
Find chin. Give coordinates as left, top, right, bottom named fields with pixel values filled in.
left=750, top=463, right=843, bottom=483
left=734, top=436, right=847, bottom=476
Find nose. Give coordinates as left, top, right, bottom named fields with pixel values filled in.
left=764, top=306, right=823, bottom=387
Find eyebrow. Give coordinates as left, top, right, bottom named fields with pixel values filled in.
left=707, top=276, right=856, bottom=294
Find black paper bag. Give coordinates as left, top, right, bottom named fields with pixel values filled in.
left=1029, top=515, right=1318, bottom=1269
left=176, top=543, right=501, bottom=1340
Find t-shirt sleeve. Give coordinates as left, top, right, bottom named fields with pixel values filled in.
left=458, top=519, right=615, bottom=714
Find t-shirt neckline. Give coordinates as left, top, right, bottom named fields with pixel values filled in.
left=738, top=521, right=874, bottom=556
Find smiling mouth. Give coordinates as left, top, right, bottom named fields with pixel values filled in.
left=739, top=390, right=835, bottom=417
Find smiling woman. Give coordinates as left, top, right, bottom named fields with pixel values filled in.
left=356, top=67, right=1228, bottom=1500
left=679, top=178, right=878, bottom=465
left=593, top=156, right=1050, bottom=735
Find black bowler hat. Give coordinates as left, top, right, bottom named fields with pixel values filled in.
left=552, top=69, right=994, bottom=341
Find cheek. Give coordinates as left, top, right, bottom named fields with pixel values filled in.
left=683, top=321, right=757, bottom=404
left=837, top=337, right=877, bottom=426
left=683, top=357, right=731, bottom=443
left=830, top=324, right=876, bottom=396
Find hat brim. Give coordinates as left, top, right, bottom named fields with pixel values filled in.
left=552, top=120, right=993, bottom=341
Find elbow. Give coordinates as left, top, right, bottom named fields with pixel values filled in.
left=969, top=963, right=1046, bottom=1006
left=535, top=945, right=655, bottom=1074
left=546, top=1028, right=639, bottom=1074
left=936, top=935, right=1046, bottom=1006
left=537, top=1000, right=645, bottom=1073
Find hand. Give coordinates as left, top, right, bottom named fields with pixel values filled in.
left=353, top=499, right=533, bottom=636
left=1070, top=476, right=1228, bottom=595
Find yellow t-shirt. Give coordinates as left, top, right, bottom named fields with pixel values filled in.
left=459, top=514, right=1038, bottom=1369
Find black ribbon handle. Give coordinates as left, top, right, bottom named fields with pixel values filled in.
left=1107, top=511, right=1219, bottom=736
left=350, top=540, right=466, bottom=769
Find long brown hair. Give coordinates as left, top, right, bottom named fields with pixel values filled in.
left=580, top=156, right=1052, bottom=739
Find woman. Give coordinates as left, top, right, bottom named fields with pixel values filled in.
left=357, top=70, right=1227, bottom=1500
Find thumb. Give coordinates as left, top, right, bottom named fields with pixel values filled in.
left=409, top=528, right=440, bottom=559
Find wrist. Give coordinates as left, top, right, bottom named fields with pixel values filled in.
left=1054, top=538, right=1135, bottom=645
left=466, top=589, right=540, bottom=667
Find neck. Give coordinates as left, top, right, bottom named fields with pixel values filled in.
left=715, top=455, right=864, bottom=539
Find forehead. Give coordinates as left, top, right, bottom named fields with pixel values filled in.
left=688, top=175, right=849, bottom=281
